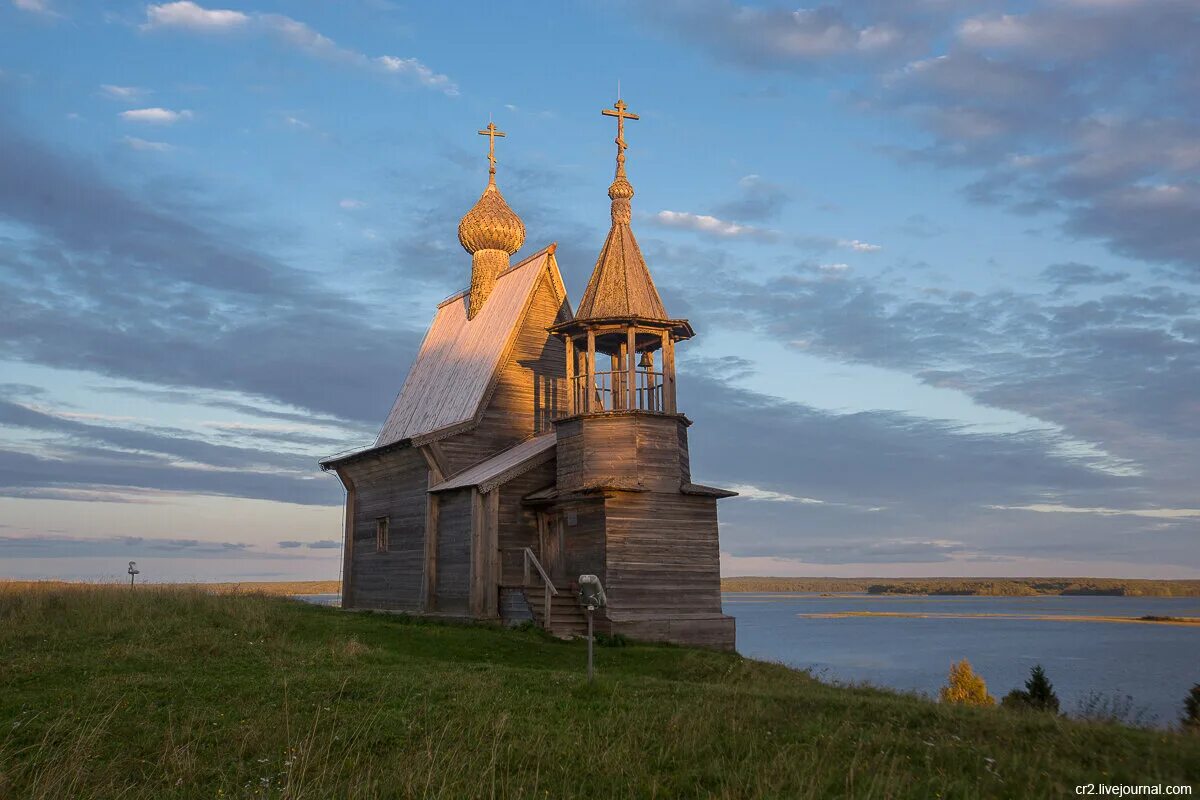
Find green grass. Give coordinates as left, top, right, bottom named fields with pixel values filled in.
left=1, top=586, right=1196, bottom=799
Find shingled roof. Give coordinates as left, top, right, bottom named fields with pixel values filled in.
left=373, top=246, right=563, bottom=448
left=573, top=221, right=669, bottom=321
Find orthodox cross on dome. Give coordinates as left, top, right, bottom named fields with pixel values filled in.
left=478, top=121, right=506, bottom=184
left=602, top=98, right=639, bottom=178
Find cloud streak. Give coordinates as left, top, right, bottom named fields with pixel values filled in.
left=142, top=2, right=459, bottom=96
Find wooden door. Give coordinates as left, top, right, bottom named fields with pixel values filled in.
left=538, top=511, right=566, bottom=585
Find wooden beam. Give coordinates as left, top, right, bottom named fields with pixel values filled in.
left=423, top=476, right=440, bottom=612
left=486, top=489, right=500, bottom=618
left=586, top=328, right=596, bottom=414
left=664, top=333, right=677, bottom=414
left=627, top=326, right=637, bottom=411
left=469, top=488, right=483, bottom=616
left=565, top=334, right=576, bottom=416
left=335, top=469, right=356, bottom=609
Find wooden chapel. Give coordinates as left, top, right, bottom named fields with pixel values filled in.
left=321, top=101, right=736, bottom=649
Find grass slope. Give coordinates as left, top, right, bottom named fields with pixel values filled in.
left=1, top=586, right=1196, bottom=799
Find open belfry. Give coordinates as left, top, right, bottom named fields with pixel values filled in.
left=321, top=99, right=736, bottom=649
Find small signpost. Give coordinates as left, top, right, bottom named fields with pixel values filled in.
left=578, top=574, right=607, bottom=683
left=128, top=561, right=139, bottom=587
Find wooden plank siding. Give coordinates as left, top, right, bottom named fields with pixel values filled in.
left=434, top=489, right=472, bottom=613
left=338, top=447, right=429, bottom=611
left=496, top=459, right=556, bottom=586
left=554, top=413, right=687, bottom=493
left=601, top=491, right=724, bottom=618
left=437, top=272, right=569, bottom=475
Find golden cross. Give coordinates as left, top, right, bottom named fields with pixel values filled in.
left=477, top=121, right=506, bottom=182
left=602, top=98, right=639, bottom=174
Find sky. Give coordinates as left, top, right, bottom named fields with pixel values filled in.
left=1, top=0, right=1198, bottom=583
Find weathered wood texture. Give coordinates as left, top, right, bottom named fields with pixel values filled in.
left=601, top=490, right=733, bottom=649
left=496, top=459, right=556, bottom=586
left=559, top=496, right=607, bottom=589
left=337, top=447, right=428, bottom=611
left=434, top=488, right=472, bottom=613
left=554, top=413, right=689, bottom=492
left=602, top=491, right=725, bottom=615
left=375, top=249, right=555, bottom=448
left=574, top=219, right=669, bottom=322
left=437, top=271, right=568, bottom=474
left=430, top=433, right=555, bottom=493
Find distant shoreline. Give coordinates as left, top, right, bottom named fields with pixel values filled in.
left=720, top=577, right=1200, bottom=597
left=4, top=576, right=1199, bottom=598
left=793, top=610, right=1200, bottom=627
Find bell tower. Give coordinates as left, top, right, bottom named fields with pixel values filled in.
left=550, top=97, right=696, bottom=493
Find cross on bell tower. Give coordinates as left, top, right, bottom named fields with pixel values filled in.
left=550, top=95, right=692, bottom=418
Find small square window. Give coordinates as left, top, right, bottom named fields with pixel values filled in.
left=375, top=517, right=389, bottom=553
left=565, top=510, right=578, bottom=527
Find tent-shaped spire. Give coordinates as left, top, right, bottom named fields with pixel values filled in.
left=574, top=99, right=670, bottom=322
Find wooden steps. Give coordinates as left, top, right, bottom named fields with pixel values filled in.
left=523, top=588, right=588, bottom=638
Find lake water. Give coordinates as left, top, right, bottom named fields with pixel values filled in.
left=294, top=591, right=1200, bottom=726
left=725, top=593, right=1200, bottom=727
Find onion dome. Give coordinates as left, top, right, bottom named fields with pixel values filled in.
left=457, top=181, right=525, bottom=256
left=459, top=121, right=524, bottom=320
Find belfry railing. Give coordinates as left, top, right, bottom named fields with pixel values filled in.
left=569, top=370, right=664, bottom=413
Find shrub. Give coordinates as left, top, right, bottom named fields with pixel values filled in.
left=939, top=659, right=995, bottom=707
left=1182, top=684, right=1200, bottom=733
left=1003, top=665, right=1060, bottom=713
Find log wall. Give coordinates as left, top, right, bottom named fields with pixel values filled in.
left=435, top=488, right=473, bottom=613
left=337, top=447, right=428, bottom=611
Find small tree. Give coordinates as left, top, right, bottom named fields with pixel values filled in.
left=1002, top=664, right=1060, bottom=712
left=940, top=659, right=995, bottom=707
left=1182, top=684, right=1200, bottom=733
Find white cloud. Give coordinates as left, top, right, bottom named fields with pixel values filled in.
left=987, top=504, right=1200, bottom=520
left=376, top=56, right=459, bottom=96
left=838, top=238, right=882, bottom=252
left=655, top=210, right=771, bottom=239
left=819, top=263, right=850, bottom=273
left=141, top=3, right=458, bottom=96
left=100, top=84, right=150, bottom=102
left=122, top=136, right=173, bottom=152
left=725, top=484, right=826, bottom=504
left=13, top=0, right=63, bottom=17
left=119, top=107, right=193, bottom=124
left=339, top=198, right=366, bottom=210
left=143, top=1, right=248, bottom=31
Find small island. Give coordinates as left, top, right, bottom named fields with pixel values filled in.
left=721, top=577, right=1200, bottom=597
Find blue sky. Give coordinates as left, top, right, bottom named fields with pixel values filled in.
left=1, top=0, right=1198, bottom=582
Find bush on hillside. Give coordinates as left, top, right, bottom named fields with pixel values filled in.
left=1002, top=665, right=1060, bottom=713
left=939, top=659, right=995, bottom=707
left=1183, top=684, right=1200, bottom=733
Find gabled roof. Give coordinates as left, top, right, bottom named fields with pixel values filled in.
left=574, top=222, right=669, bottom=321
left=374, top=245, right=565, bottom=448
left=428, top=432, right=556, bottom=494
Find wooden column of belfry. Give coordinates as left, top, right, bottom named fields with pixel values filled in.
left=565, top=335, right=576, bottom=415
left=627, top=327, right=638, bottom=410
left=586, top=329, right=596, bottom=413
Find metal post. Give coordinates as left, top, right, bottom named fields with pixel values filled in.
left=586, top=605, right=594, bottom=683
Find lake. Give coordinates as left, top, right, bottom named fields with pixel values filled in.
left=726, top=592, right=1200, bottom=727
left=295, top=591, right=1200, bottom=726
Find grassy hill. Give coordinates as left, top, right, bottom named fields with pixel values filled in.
left=1, top=586, right=1196, bottom=799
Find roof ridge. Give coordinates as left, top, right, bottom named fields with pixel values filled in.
left=437, top=243, right=556, bottom=308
